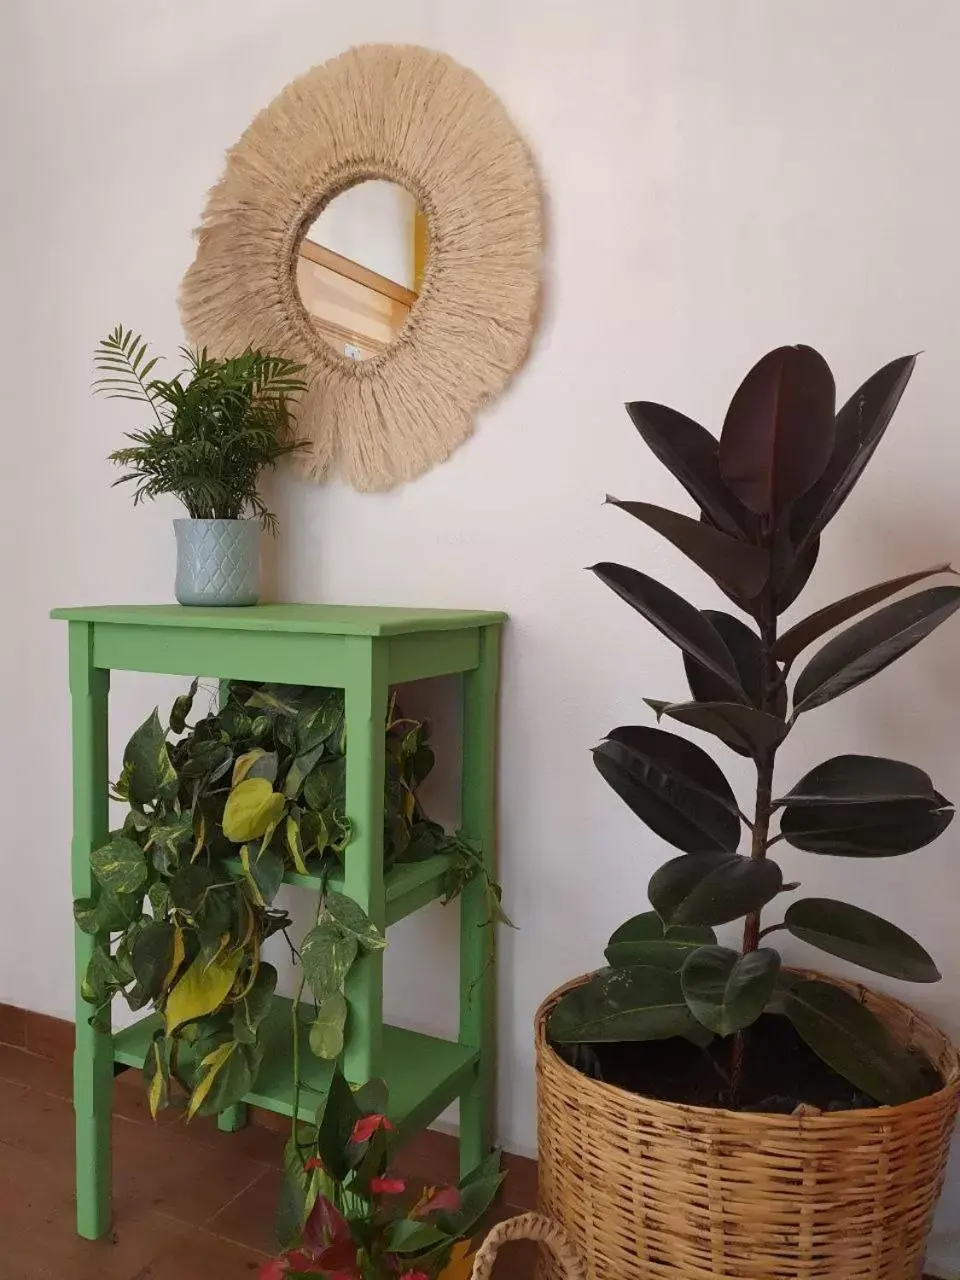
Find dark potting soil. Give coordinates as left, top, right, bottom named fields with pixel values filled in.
left=554, top=1013, right=942, bottom=1113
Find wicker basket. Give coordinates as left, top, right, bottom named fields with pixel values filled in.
left=470, top=1212, right=586, bottom=1280
left=536, top=972, right=960, bottom=1280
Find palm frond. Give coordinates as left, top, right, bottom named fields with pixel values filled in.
left=98, top=329, right=308, bottom=527
left=93, top=327, right=165, bottom=426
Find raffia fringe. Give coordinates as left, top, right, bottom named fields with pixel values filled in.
left=181, top=43, right=543, bottom=492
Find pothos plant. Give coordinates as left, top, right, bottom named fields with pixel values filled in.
left=550, top=345, right=959, bottom=1106
left=265, top=1065, right=502, bottom=1279
left=76, top=679, right=503, bottom=1120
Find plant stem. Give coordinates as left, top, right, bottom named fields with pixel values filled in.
left=741, top=748, right=775, bottom=953
left=730, top=568, right=780, bottom=1103
left=291, top=970, right=307, bottom=1160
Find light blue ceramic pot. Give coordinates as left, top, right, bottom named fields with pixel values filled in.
left=173, top=518, right=260, bottom=607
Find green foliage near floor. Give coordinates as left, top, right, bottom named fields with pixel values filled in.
left=270, top=1065, right=503, bottom=1278
left=75, top=680, right=497, bottom=1119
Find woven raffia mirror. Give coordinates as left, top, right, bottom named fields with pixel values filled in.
left=180, top=44, right=543, bottom=492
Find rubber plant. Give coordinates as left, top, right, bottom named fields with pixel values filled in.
left=549, top=346, right=959, bottom=1105
left=75, top=679, right=501, bottom=1120
left=264, top=1065, right=503, bottom=1279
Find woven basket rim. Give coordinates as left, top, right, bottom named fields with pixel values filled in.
left=536, top=968, right=960, bottom=1130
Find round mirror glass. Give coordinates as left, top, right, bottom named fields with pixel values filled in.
left=297, top=180, right=427, bottom=360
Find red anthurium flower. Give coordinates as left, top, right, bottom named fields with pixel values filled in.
left=259, top=1254, right=330, bottom=1279
left=283, top=1251, right=325, bottom=1273
left=304, top=1156, right=325, bottom=1172
left=317, top=1240, right=360, bottom=1272
left=257, top=1260, right=290, bottom=1280
left=414, top=1184, right=461, bottom=1217
left=350, top=1112, right=395, bottom=1144
left=370, top=1176, right=406, bottom=1195
left=287, top=1251, right=318, bottom=1268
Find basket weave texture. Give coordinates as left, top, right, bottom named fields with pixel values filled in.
left=536, top=972, right=960, bottom=1280
left=470, top=1212, right=585, bottom=1280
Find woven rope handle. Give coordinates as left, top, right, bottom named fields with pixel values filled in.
left=469, top=1212, right=586, bottom=1280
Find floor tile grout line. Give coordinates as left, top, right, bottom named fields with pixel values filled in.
left=200, top=1164, right=276, bottom=1234
left=179, top=1209, right=274, bottom=1259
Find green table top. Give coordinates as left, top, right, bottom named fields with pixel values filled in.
left=50, top=602, right=506, bottom=637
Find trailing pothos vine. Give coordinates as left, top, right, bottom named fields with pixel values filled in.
left=75, top=679, right=505, bottom=1121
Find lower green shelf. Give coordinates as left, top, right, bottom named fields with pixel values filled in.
left=113, top=997, right=479, bottom=1135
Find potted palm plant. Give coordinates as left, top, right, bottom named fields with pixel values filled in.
left=94, top=326, right=306, bottom=605
left=537, top=346, right=960, bottom=1280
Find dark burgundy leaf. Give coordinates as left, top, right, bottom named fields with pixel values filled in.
left=605, top=497, right=768, bottom=600
left=594, top=726, right=741, bottom=853
left=719, top=346, right=836, bottom=519
left=784, top=897, right=940, bottom=983
left=776, top=754, right=939, bottom=807
left=780, top=794, right=953, bottom=857
left=649, top=851, right=783, bottom=927
left=776, top=535, right=820, bottom=613
left=591, top=563, right=743, bottom=696
left=774, top=564, right=954, bottom=666
left=680, top=945, right=780, bottom=1035
left=781, top=978, right=930, bottom=1104
left=317, top=1241, right=359, bottom=1272
left=605, top=935, right=714, bottom=971
left=604, top=914, right=719, bottom=970
left=684, top=611, right=786, bottom=718
left=793, top=586, right=960, bottom=714
left=302, top=1196, right=351, bottom=1252
left=791, top=355, right=917, bottom=546
left=646, top=698, right=787, bottom=758
left=625, top=401, right=752, bottom=538
left=547, top=964, right=702, bottom=1044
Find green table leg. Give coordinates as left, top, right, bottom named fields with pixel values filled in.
left=458, top=624, right=501, bottom=1176
left=343, top=639, right=388, bottom=1084
left=215, top=681, right=249, bottom=1135
left=69, top=622, right=113, bottom=1239
left=217, top=1104, right=248, bottom=1132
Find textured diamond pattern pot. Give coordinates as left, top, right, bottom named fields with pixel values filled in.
left=173, top=518, right=260, bottom=606
left=536, top=971, right=960, bottom=1280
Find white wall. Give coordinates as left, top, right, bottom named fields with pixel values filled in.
left=6, top=0, right=960, bottom=1265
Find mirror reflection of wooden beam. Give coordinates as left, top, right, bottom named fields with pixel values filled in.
left=299, top=240, right=417, bottom=306
left=297, top=241, right=417, bottom=359
left=413, top=209, right=429, bottom=293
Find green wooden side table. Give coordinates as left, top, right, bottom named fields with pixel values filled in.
left=51, top=603, right=504, bottom=1241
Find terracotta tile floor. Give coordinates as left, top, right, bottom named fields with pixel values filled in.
left=0, top=1033, right=538, bottom=1279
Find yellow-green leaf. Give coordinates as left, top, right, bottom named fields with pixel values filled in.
left=286, top=816, right=310, bottom=876
left=191, top=811, right=206, bottom=862
left=90, top=835, right=148, bottom=895
left=165, top=950, right=243, bottom=1034
left=222, top=778, right=285, bottom=843
left=163, top=927, right=185, bottom=994
left=232, top=749, right=266, bottom=788
left=123, top=708, right=179, bottom=805
left=188, top=1042, right=235, bottom=1121
left=147, top=1040, right=168, bottom=1119
left=309, top=992, right=347, bottom=1060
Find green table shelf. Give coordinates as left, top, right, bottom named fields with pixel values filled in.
left=113, top=1002, right=480, bottom=1135
left=52, top=602, right=504, bottom=1241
